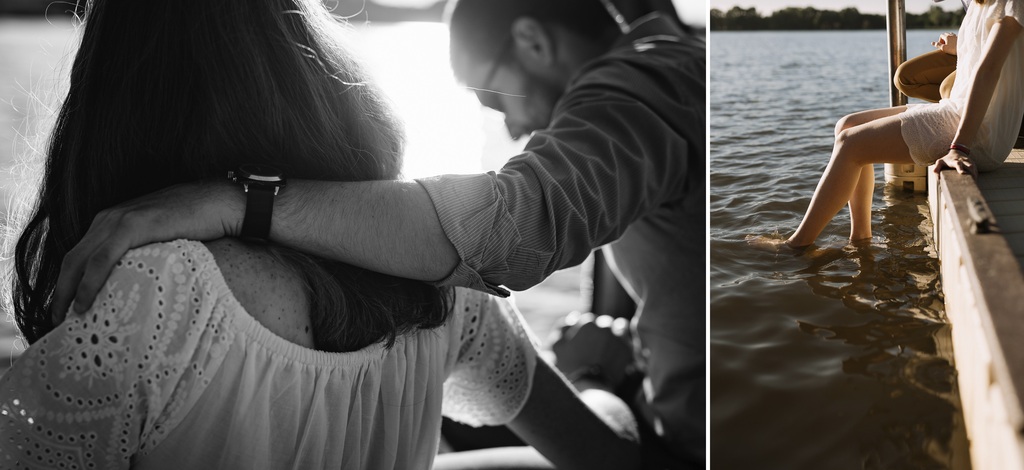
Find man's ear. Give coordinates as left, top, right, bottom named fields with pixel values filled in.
left=510, top=17, right=555, bottom=68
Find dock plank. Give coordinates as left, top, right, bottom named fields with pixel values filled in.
left=977, top=176, right=1024, bottom=190
left=977, top=187, right=1024, bottom=202
left=982, top=149, right=1024, bottom=261
left=998, top=214, right=1024, bottom=233
left=987, top=200, right=1024, bottom=217
left=930, top=154, right=1024, bottom=469
left=1007, top=234, right=1024, bottom=258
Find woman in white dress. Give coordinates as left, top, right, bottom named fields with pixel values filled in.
left=0, top=1, right=638, bottom=469
left=781, top=0, right=1024, bottom=248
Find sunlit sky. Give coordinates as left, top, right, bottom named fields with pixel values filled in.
left=710, top=0, right=963, bottom=14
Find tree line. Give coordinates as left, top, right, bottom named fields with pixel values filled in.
left=711, top=6, right=966, bottom=31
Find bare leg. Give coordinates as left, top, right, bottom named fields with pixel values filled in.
left=787, top=107, right=914, bottom=247
left=848, top=164, right=874, bottom=241
left=836, top=107, right=908, bottom=241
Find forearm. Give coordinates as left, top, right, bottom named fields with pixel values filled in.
left=953, top=64, right=1001, bottom=147
left=508, top=358, right=640, bottom=470
left=270, top=180, right=459, bottom=281
left=54, top=179, right=461, bottom=317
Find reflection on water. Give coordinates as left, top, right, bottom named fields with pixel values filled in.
left=712, top=30, right=969, bottom=469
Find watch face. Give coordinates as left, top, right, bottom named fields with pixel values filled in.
left=238, top=164, right=284, bottom=183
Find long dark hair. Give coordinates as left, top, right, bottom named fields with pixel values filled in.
left=12, top=0, right=451, bottom=351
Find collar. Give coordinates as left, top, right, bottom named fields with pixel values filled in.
left=612, top=13, right=687, bottom=52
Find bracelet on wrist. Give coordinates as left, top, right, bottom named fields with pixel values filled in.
left=950, top=143, right=971, bottom=156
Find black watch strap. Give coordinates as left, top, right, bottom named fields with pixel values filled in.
left=240, top=184, right=276, bottom=240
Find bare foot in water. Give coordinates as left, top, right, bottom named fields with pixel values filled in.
left=849, top=236, right=873, bottom=248
left=745, top=233, right=808, bottom=252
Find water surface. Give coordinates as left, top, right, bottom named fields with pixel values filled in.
left=711, top=30, right=970, bottom=469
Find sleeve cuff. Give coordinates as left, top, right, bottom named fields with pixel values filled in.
left=416, top=173, right=519, bottom=296
left=430, top=260, right=510, bottom=298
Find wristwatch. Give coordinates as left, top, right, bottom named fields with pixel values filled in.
left=227, top=164, right=286, bottom=241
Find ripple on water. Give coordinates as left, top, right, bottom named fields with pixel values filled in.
left=711, top=30, right=969, bottom=469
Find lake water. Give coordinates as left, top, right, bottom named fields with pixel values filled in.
left=711, top=30, right=970, bottom=469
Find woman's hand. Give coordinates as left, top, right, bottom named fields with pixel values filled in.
left=934, top=149, right=978, bottom=179
left=932, top=32, right=958, bottom=55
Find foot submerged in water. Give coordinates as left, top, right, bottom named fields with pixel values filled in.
left=745, top=233, right=788, bottom=251
left=745, top=233, right=810, bottom=253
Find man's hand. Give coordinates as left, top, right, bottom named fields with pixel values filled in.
left=52, top=181, right=243, bottom=323
left=932, top=32, right=958, bottom=55
left=933, top=149, right=978, bottom=179
left=550, top=311, right=636, bottom=392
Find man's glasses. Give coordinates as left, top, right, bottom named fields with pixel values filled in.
left=480, top=35, right=515, bottom=95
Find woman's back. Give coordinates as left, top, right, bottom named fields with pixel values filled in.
left=1, top=239, right=537, bottom=469
left=205, top=238, right=315, bottom=348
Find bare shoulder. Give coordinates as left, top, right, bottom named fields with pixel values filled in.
left=203, top=238, right=314, bottom=348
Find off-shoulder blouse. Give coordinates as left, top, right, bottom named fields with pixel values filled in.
left=0, top=240, right=538, bottom=469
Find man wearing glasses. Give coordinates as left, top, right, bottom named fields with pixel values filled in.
left=54, top=0, right=705, bottom=466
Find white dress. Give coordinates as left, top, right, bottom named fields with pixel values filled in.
left=900, top=0, right=1024, bottom=171
left=0, top=240, right=538, bottom=469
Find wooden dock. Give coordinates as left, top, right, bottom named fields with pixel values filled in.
left=930, top=147, right=1024, bottom=470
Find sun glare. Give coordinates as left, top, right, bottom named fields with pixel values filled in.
left=351, top=22, right=526, bottom=179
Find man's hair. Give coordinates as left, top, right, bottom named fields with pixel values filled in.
left=445, top=0, right=620, bottom=73
left=12, top=0, right=451, bottom=351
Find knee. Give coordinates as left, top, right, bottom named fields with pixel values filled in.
left=833, top=128, right=859, bottom=156
left=834, top=115, right=856, bottom=137
left=834, top=127, right=849, bottom=148
left=832, top=130, right=869, bottom=166
left=579, top=389, right=639, bottom=440
left=893, top=63, right=911, bottom=89
left=940, top=71, right=956, bottom=100
left=893, top=59, right=923, bottom=91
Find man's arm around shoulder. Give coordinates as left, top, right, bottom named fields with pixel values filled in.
left=53, top=179, right=460, bottom=317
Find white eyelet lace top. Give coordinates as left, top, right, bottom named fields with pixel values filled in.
left=901, top=0, right=1024, bottom=171
left=0, top=240, right=537, bottom=470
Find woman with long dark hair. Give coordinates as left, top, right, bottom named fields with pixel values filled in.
left=0, top=1, right=638, bottom=468
left=762, top=0, right=1023, bottom=249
